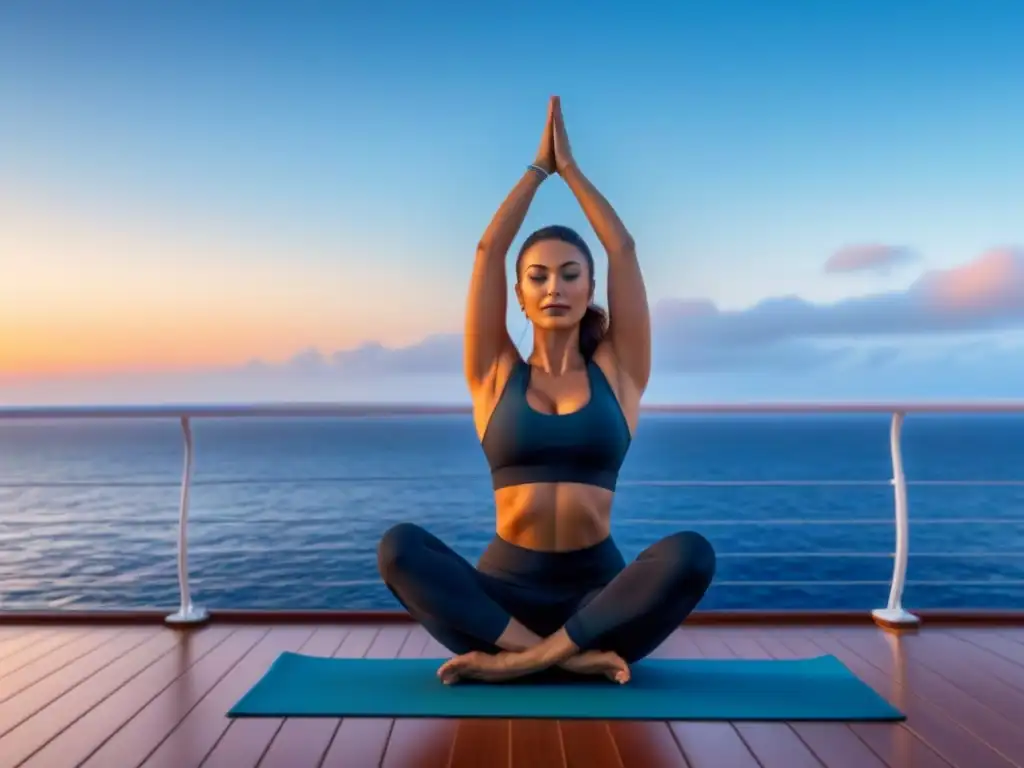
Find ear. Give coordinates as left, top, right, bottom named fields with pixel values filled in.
left=513, top=282, right=525, bottom=311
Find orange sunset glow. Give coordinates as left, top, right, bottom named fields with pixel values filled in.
left=1, top=197, right=462, bottom=378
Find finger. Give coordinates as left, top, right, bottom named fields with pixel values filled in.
left=437, top=658, right=461, bottom=677
left=438, top=662, right=463, bottom=684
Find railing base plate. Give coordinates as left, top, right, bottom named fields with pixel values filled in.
left=871, top=607, right=921, bottom=630
left=165, top=606, right=210, bottom=626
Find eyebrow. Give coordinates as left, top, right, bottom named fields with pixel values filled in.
left=526, top=260, right=582, bottom=270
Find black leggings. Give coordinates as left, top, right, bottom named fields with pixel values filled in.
left=377, top=523, right=716, bottom=664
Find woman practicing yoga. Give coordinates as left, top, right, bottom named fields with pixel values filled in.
left=378, top=96, right=716, bottom=684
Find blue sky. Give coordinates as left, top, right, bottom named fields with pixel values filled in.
left=2, top=1, right=1024, bottom=404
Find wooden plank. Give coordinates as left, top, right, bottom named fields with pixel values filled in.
left=750, top=630, right=890, bottom=768
left=252, top=627, right=356, bottom=768
left=379, top=628, right=458, bottom=768
left=775, top=629, right=988, bottom=768
left=0, top=627, right=29, bottom=642
left=19, top=626, right=236, bottom=768
left=78, top=627, right=268, bottom=767
left=200, top=627, right=350, bottom=767
left=136, top=626, right=318, bottom=767
left=661, top=631, right=760, bottom=768
left=0, top=630, right=52, bottom=662
left=1, top=621, right=1021, bottom=768
left=0, top=628, right=92, bottom=677
left=833, top=628, right=1024, bottom=764
left=450, top=719, right=511, bottom=768
left=258, top=627, right=406, bottom=768
left=559, top=721, right=624, bottom=768
left=0, top=627, right=156, bottom=739
left=697, top=631, right=824, bottom=768
left=947, top=627, right=1024, bottom=672
left=671, top=723, right=761, bottom=768
left=318, top=627, right=394, bottom=768
left=897, top=630, right=1024, bottom=706
left=0, top=628, right=124, bottom=704
left=608, top=721, right=689, bottom=768
left=0, top=628, right=180, bottom=767
left=510, top=718, right=565, bottom=768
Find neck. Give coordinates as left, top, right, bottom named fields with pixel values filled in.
left=528, top=327, right=585, bottom=375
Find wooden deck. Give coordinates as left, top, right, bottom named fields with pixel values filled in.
left=1, top=619, right=1023, bottom=767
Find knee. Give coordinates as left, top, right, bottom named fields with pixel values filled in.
left=377, top=522, right=428, bottom=582
left=661, top=531, right=717, bottom=589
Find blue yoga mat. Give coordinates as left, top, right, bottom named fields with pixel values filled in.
left=228, top=652, right=904, bottom=721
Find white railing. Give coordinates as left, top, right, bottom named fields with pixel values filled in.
left=3, top=400, right=1024, bottom=626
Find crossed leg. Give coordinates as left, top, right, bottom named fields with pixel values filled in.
left=377, top=522, right=717, bottom=666
left=376, top=522, right=518, bottom=655
left=563, top=530, right=717, bottom=663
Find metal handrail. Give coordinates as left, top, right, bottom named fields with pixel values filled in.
left=3, top=401, right=1024, bottom=418
left=6, top=477, right=1024, bottom=489
left=6, top=400, right=1024, bottom=626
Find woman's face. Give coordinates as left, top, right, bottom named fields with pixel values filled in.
left=516, top=239, right=593, bottom=331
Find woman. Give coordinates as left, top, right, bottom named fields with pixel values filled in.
left=378, top=96, right=716, bottom=685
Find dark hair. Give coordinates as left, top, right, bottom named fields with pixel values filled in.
left=515, top=225, right=609, bottom=360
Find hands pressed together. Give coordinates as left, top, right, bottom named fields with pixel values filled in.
left=533, top=95, right=575, bottom=177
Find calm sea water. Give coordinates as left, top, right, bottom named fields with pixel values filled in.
left=1, top=413, right=1023, bottom=612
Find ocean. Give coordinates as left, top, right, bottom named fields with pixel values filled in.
left=1, top=413, right=1023, bottom=613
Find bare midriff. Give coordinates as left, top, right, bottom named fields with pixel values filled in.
left=494, top=482, right=614, bottom=551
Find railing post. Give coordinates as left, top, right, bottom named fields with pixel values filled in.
left=165, top=416, right=209, bottom=626
left=872, top=411, right=921, bottom=629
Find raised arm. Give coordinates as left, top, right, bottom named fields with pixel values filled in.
left=464, top=101, right=555, bottom=396
left=552, top=97, right=651, bottom=391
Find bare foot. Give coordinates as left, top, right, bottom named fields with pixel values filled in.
left=561, top=650, right=630, bottom=683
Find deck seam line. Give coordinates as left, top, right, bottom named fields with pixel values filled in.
left=922, top=633, right=1024, bottom=698
left=0, top=628, right=94, bottom=680
left=0, top=630, right=53, bottom=663
left=7, top=629, right=180, bottom=765
left=21, top=626, right=235, bottom=768
left=829, top=632, right=1023, bottom=764
left=747, top=632, right=832, bottom=768
left=255, top=626, right=353, bottom=768
left=131, top=626, right=273, bottom=768
left=0, top=628, right=129, bottom=704
left=788, top=632, right=961, bottom=768
left=198, top=626, right=319, bottom=767
left=683, top=630, right=765, bottom=768
left=664, top=721, right=694, bottom=768
left=73, top=627, right=239, bottom=768
left=945, top=629, right=1024, bottom=674
left=993, top=628, right=1024, bottom=648
left=304, top=626, right=355, bottom=768
left=0, top=627, right=159, bottom=740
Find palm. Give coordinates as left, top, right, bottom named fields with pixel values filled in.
left=534, top=99, right=556, bottom=173
left=552, top=96, right=574, bottom=172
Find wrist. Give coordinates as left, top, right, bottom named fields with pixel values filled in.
left=500, top=649, right=541, bottom=675
left=528, top=162, right=552, bottom=180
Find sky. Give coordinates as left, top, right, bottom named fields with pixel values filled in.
left=2, top=0, right=1024, bottom=404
